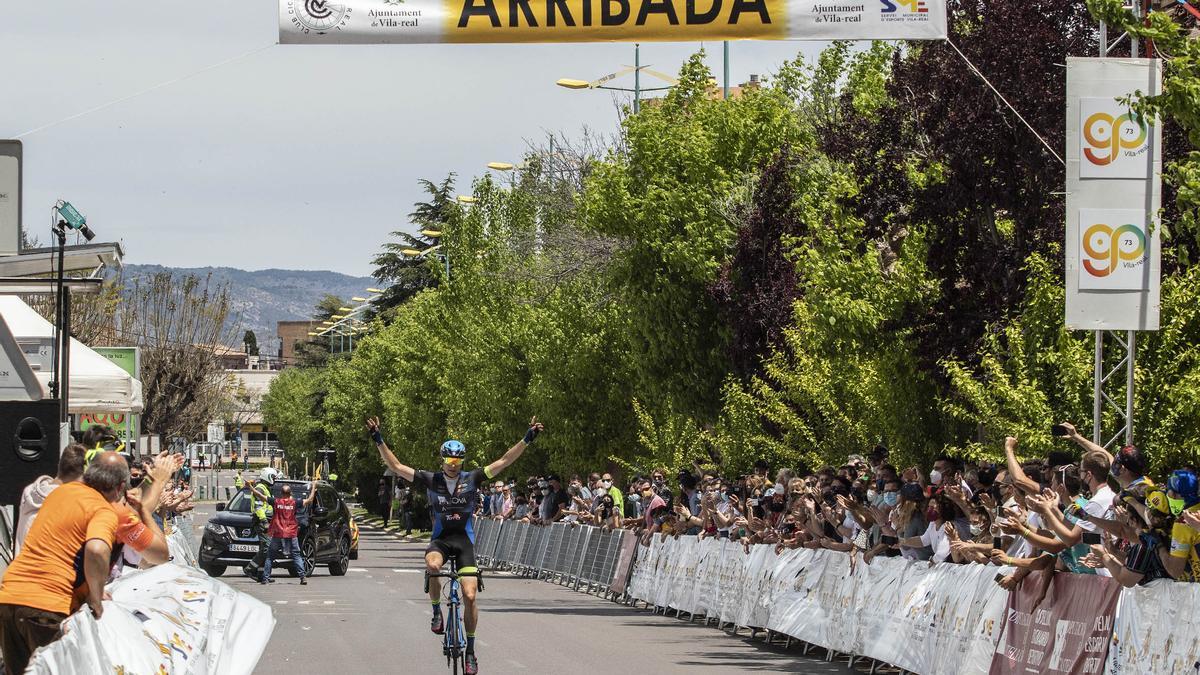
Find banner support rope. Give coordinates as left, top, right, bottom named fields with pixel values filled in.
left=945, top=38, right=1066, bottom=167
left=14, top=43, right=276, bottom=139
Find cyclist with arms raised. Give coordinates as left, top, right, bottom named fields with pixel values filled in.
left=366, top=415, right=543, bottom=675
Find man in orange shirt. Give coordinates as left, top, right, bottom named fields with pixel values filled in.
left=0, top=451, right=168, bottom=675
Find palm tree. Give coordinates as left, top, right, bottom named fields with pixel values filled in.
left=370, top=174, right=456, bottom=317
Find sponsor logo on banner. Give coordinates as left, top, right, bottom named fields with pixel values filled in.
left=883, top=0, right=926, bottom=13
left=1079, top=98, right=1151, bottom=179
left=1078, top=209, right=1149, bottom=291
left=287, top=0, right=353, bottom=34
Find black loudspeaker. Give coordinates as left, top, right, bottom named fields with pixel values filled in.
left=0, top=400, right=61, bottom=506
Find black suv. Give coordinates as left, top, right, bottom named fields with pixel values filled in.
left=199, top=479, right=353, bottom=578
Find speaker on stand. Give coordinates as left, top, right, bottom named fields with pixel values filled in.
left=1, top=400, right=61, bottom=552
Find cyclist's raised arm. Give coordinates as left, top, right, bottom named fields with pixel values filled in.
left=485, top=416, right=544, bottom=478
left=366, top=417, right=415, bottom=483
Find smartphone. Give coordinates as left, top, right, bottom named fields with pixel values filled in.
left=994, top=573, right=1006, bottom=583
left=748, top=498, right=759, bottom=507
left=1081, top=531, right=1102, bottom=546
left=1051, top=424, right=1069, bottom=437
left=993, top=536, right=1004, bottom=549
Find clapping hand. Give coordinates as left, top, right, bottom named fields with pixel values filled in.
left=978, top=492, right=998, bottom=513
left=1182, top=510, right=1200, bottom=531
left=943, top=521, right=959, bottom=541
left=1025, top=489, right=1059, bottom=515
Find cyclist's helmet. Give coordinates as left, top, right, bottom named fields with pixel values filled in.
left=440, top=440, right=466, bottom=459
left=1168, top=469, right=1200, bottom=508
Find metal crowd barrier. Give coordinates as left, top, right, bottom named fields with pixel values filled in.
left=474, top=518, right=637, bottom=600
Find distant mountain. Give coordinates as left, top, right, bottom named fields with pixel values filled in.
left=120, top=264, right=376, bottom=348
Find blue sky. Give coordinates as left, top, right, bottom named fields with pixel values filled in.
left=6, top=1, right=823, bottom=275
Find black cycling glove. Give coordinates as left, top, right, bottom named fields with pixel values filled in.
left=371, top=429, right=384, bottom=445
left=523, top=426, right=540, bottom=445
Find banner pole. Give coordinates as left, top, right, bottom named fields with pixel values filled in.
left=723, top=41, right=730, bottom=99
left=635, top=43, right=641, bottom=113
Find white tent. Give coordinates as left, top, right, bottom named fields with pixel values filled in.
left=0, top=296, right=143, bottom=413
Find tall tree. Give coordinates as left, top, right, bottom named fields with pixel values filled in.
left=243, top=330, right=259, bottom=356
left=370, top=175, right=455, bottom=317
left=294, top=294, right=347, bottom=367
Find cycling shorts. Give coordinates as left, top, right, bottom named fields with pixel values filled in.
left=426, top=531, right=477, bottom=573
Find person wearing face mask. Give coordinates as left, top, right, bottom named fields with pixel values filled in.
left=594, top=493, right=620, bottom=529
left=896, top=492, right=962, bottom=563
left=640, top=479, right=667, bottom=532
left=599, top=473, right=624, bottom=518
left=1165, top=469, right=1200, bottom=581
left=366, top=415, right=543, bottom=675
left=539, top=475, right=571, bottom=523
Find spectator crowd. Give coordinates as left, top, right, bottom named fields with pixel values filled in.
left=0, top=426, right=198, bottom=675
left=466, top=421, right=1200, bottom=594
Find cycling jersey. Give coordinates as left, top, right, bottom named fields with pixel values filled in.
left=413, top=467, right=493, bottom=542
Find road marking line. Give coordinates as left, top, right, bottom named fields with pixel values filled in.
left=323, top=600, right=335, bottom=605
left=479, top=640, right=490, bottom=648
left=275, top=601, right=288, bottom=604
left=392, top=569, right=423, bottom=574
left=350, top=568, right=368, bottom=572
left=404, top=599, right=417, bottom=606
left=506, top=660, right=527, bottom=669
left=297, top=600, right=312, bottom=605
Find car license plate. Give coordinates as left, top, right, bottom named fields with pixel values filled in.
left=228, top=543, right=257, bottom=553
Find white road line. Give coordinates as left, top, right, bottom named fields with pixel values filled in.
left=275, top=601, right=288, bottom=605
left=506, top=660, right=527, bottom=669
left=323, top=600, right=335, bottom=605
left=349, top=568, right=368, bottom=572
left=404, top=599, right=417, bottom=606
left=392, top=569, right=423, bottom=574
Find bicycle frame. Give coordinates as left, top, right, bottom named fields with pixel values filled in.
left=425, top=557, right=484, bottom=675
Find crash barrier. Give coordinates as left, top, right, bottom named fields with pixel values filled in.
left=474, top=519, right=638, bottom=596
left=625, top=535, right=1200, bottom=675
left=28, top=562, right=275, bottom=675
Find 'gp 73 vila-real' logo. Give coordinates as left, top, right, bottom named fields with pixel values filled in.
left=1082, top=222, right=1146, bottom=278
left=1083, top=111, right=1148, bottom=166
left=880, top=0, right=927, bottom=12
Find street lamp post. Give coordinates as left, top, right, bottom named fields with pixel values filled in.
left=556, top=44, right=678, bottom=113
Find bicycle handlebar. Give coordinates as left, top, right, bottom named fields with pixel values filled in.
left=424, top=570, right=484, bottom=593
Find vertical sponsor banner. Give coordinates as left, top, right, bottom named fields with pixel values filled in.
left=1065, top=58, right=1162, bottom=330
left=1106, top=578, right=1200, bottom=674
left=989, top=571, right=1119, bottom=675
left=765, top=548, right=857, bottom=653
left=279, top=0, right=948, bottom=44
left=690, top=537, right=721, bottom=617
left=856, top=559, right=1008, bottom=675
left=608, top=529, right=639, bottom=595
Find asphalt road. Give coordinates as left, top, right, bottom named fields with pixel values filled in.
left=191, top=508, right=861, bottom=674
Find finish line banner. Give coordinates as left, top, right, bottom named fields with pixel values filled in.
left=279, top=0, right=948, bottom=44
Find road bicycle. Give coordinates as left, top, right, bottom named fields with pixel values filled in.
left=425, top=555, right=483, bottom=675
